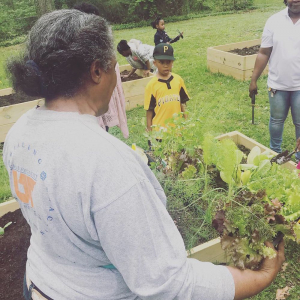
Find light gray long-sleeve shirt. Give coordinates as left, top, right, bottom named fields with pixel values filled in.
left=3, top=108, right=235, bottom=300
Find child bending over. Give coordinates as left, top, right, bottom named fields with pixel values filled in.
left=151, top=17, right=183, bottom=46
left=144, top=43, right=189, bottom=133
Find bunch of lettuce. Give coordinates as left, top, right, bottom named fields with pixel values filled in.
left=203, top=137, right=300, bottom=269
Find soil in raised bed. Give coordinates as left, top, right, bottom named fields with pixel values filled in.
left=0, top=209, right=30, bottom=300
left=0, top=93, right=39, bottom=108
left=228, top=45, right=260, bottom=56
left=120, top=70, right=143, bottom=82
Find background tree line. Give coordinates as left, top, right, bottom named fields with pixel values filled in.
left=0, top=0, right=254, bottom=45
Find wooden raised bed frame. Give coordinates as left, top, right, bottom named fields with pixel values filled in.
left=1, top=131, right=295, bottom=264
left=207, top=39, right=269, bottom=81
left=0, top=64, right=153, bottom=143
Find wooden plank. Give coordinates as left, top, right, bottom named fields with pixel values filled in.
left=0, top=123, right=14, bottom=143
left=207, top=60, right=268, bottom=81
left=187, top=238, right=227, bottom=263
left=211, top=39, right=262, bottom=52
left=123, top=76, right=153, bottom=98
left=125, top=94, right=144, bottom=111
left=0, top=199, right=19, bottom=217
left=207, top=48, right=246, bottom=70
left=0, top=88, right=13, bottom=97
left=216, top=131, right=239, bottom=144
left=0, top=98, right=45, bottom=127
left=207, top=60, right=246, bottom=80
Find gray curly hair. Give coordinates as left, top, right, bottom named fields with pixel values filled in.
left=7, top=9, right=115, bottom=101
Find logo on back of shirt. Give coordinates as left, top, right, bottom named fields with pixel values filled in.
left=12, top=170, right=36, bottom=207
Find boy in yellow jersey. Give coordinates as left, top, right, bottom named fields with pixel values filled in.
left=144, top=43, right=189, bottom=133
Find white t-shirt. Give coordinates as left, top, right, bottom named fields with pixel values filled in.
left=261, top=7, right=300, bottom=91
left=127, top=39, right=155, bottom=70
left=3, top=108, right=235, bottom=300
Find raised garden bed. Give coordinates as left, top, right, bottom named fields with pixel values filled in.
left=207, top=39, right=269, bottom=81
left=120, top=64, right=154, bottom=111
left=0, top=87, right=44, bottom=143
left=0, top=65, right=154, bottom=143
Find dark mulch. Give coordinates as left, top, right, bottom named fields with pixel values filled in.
left=0, top=93, right=38, bottom=108
left=229, top=45, right=260, bottom=56
left=120, top=70, right=143, bottom=82
left=0, top=209, right=30, bottom=300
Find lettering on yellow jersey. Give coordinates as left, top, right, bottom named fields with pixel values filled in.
left=158, top=94, right=180, bottom=106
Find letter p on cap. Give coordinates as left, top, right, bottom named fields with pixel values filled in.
left=164, top=46, right=168, bottom=53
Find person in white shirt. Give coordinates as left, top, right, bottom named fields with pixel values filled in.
left=249, top=0, right=300, bottom=161
left=117, top=39, right=156, bottom=78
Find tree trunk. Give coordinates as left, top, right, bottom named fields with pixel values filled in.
left=35, top=0, right=54, bottom=17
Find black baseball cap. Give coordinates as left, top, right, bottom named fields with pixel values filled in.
left=153, top=43, right=175, bottom=61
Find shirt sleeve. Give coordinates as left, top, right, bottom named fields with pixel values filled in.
left=93, top=180, right=235, bottom=300
left=144, top=81, right=156, bottom=110
left=170, top=35, right=180, bottom=44
left=261, top=17, right=274, bottom=48
left=179, top=76, right=190, bottom=103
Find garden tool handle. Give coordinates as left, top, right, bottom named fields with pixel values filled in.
left=251, top=94, right=255, bottom=124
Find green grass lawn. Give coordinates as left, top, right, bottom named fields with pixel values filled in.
left=1, top=3, right=299, bottom=298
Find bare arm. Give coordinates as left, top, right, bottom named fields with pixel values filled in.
left=144, top=60, right=151, bottom=77
left=181, top=103, right=187, bottom=119
left=228, top=241, right=285, bottom=300
left=146, top=110, right=154, bottom=132
left=249, top=47, right=272, bottom=97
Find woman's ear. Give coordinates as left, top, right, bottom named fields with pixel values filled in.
left=90, top=60, right=102, bottom=84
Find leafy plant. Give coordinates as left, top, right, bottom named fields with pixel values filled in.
left=211, top=142, right=300, bottom=269
left=0, top=221, right=12, bottom=235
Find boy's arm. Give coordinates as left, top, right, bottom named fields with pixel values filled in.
left=181, top=103, right=187, bottom=119
left=144, top=60, right=151, bottom=77
left=146, top=110, right=154, bottom=131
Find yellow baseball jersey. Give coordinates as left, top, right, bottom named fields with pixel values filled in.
left=144, top=73, right=189, bottom=128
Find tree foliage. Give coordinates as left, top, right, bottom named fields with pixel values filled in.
left=0, top=0, right=254, bottom=45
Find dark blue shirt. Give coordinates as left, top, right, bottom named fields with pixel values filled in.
left=154, top=30, right=180, bottom=46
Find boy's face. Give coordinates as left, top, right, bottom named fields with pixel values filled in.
left=154, top=59, right=173, bottom=76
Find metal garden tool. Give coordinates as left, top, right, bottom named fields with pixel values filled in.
left=251, top=94, right=255, bottom=125
left=177, top=30, right=184, bottom=39
left=270, top=147, right=298, bottom=165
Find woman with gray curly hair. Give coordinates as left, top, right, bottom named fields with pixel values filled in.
left=4, top=9, right=284, bottom=300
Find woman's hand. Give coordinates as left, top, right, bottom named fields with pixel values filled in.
left=121, top=74, right=129, bottom=79
left=228, top=239, right=285, bottom=300
left=259, top=240, right=285, bottom=282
